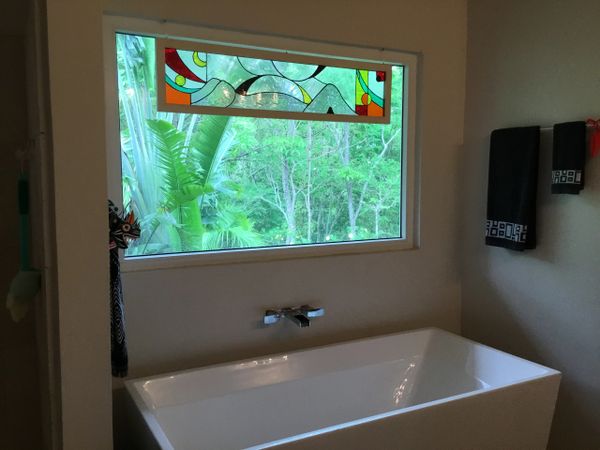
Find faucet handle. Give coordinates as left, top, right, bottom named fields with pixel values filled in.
left=264, top=309, right=282, bottom=325
left=300, top=305, right=325, bottom=318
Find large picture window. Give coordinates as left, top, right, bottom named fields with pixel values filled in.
left=113, top=30, right=412, bottom=262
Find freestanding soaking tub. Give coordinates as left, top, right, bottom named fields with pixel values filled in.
left=124, top=328, right=560, bottom=450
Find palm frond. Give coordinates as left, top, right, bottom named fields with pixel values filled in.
left=201, top=205, right=263, bottom=250
left=146, top=119, right=205, bottom=250
left=147, top=119, right=203, bottom=209
left=190, top=116, right=234, bottom=195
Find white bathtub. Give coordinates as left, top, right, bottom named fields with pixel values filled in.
left=123, top=328, right=560, bottom=450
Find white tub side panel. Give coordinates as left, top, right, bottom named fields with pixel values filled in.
left=275, top=375, right=561, bottom=450
left=119, top=387, right=170, bottom=450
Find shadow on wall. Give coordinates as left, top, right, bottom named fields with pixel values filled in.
left=462, top=134, right=600, bottom=449
left=0, top=24, right=44, bottom=450
left=461, top=97, right=600, bottom=445
left=462, top=272, right=600, bottom=449
left=534, top=131, right=600, bottom=264
left=121, top=297, right=460, bottom=380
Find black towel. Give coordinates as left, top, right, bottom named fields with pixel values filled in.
left=552, top=121, right=586, bottom=194
left=486, top=126, right=540, bottom=251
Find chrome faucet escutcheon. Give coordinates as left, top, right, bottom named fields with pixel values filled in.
left=263, top=305, right=324, bottom=327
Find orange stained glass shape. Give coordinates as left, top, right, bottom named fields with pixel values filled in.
left=165, top=83, right=190, bottom=105
left=367, top=101, right=384, bottom=117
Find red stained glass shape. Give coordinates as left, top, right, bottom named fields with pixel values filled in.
left=165, top=48, right=205, bottom=83
left=355, top=104, right=368, bottom=116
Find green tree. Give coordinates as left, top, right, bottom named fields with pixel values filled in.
left=117, top=32, right=404, bottom=255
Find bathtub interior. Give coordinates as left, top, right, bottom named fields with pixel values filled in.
left=407, top=330, right=555, bottom=405
left=126, top=328, right=557, bottom=450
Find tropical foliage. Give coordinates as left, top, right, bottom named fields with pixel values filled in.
left=116, top=33, right=403, bottom=256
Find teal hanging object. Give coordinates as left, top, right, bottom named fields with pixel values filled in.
left=6, top=172, right=41, bottom=322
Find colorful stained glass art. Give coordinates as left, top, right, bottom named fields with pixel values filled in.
left=157, top=39, right=392, bottom=123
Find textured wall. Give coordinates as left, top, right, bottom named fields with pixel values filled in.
left=0, top=3, right=43, bottom=449
left=462, top=1, right=600, bottom=447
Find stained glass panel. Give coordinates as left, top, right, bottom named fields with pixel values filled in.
left=157, top=39, right=393, bottom=123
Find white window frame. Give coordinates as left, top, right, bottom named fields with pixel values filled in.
left=104, top=16, right=418, bottom=272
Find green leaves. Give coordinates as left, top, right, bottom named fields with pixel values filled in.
left=144, top=115, right=262, bottom=253
left=148, top=119, right=200, bottom=210
left=146, top=119, right=203, bottom=251
left=201, top=204, right=263, bottom=250
left=189, top=116, right=233, bottom=196
left=117, top=33, right=404, bottom=256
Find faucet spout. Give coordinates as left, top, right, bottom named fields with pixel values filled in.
left=263, top=305, right=324, bottom=327
left=288, top=313, right=310, bottom=328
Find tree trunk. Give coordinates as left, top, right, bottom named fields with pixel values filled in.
left=342, top=125, right=402, bottom=240
left=305, top=123, right=313, bottom=242
left=316, top=208, right=322, bottom=242
left=281, top=121, right=298, bottom=244
left=281, top=158, right=296, bottom=244
left=374, top=204, right=380, bottom=238
left=340, top=123, right=357, bottom=238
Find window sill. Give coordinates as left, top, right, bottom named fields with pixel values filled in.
left=121, top=238, right=415, bottom=272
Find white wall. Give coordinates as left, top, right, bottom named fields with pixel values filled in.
left=118, top=1, right=467, bottom=376
left=462, top=1, right=600, bottom=448
left=45, top=1, right=466, bottom=448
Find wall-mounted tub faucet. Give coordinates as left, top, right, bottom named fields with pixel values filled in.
left=264, top=305, right=324, bottom=328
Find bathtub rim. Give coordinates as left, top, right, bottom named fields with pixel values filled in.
left=125, top=327, right=559, bottom=386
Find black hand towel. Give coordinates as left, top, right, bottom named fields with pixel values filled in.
left=486, top=126, right=540, bottom=251
left=552, top=121, right=586, bottom=194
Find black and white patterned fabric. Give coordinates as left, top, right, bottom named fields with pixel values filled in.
left=552, top=169, right=582, bottom=186
left=110, top=246, right=128, bottom=377
left=108, top=200, right=140, bottom=377
left=552, top=122, right=586, bottom=195
left=486, top=220, right=528, bottom=244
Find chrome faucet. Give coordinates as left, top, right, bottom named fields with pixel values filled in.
left=263, top=305, right=324, bottom=328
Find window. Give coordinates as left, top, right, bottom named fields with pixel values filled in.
left=108, top=23, right=416, bottom=266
